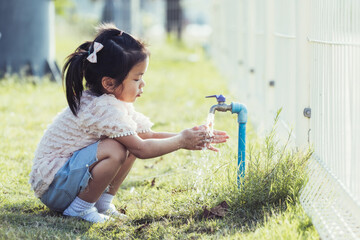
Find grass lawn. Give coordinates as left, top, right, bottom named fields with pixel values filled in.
left=0, top=18, right=319, bottom=239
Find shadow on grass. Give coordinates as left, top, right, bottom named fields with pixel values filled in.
left=123, top=201, right=285, bottom=235
left=0, top=191, right=312, bottom=239
left=0, top=202, right=93, bottom=236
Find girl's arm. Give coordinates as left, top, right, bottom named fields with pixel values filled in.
left=138, top=126, right=229, bottom=141
left=138, top=126, right=229, bottom=151
left=138, top=131, right=177, bottom=139
left=115, top=126, right=207, bottom=159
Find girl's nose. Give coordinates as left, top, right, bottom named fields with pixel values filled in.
left=140, top=79, right=146, bottom=88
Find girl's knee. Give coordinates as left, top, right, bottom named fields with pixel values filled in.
left=124, top=153, right=137, bottom=166
left=127, top=152, right=137, bottom=161
left=97, top=139, right=127, bottom=165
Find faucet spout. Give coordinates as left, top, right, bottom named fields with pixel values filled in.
left=209, top=103, right=232, bottom=114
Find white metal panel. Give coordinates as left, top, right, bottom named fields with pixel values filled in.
left=295, top=0, right=310, bottom=147
left=300, top=0, right=360, bottom=238
left=273, top=0, right=297, bottom=140
left=263, top=0, right=276, bottom=132
left=307, top=0, right=360, bottom=201
left=252, top=0, right=266, bottom=127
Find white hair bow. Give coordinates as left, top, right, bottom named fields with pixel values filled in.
left=87, top=42, right=104, bottom=63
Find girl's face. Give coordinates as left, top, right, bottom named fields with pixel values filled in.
left=113, top=57, right=149, bottom=102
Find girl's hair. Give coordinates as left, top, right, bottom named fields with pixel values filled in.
left=62, top=23, right=150, bottom=116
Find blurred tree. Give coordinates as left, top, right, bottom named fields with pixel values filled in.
left=166, top=0, right=183, bottom=40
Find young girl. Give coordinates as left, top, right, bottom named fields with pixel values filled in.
left=29, top=24, right=229, bottom=223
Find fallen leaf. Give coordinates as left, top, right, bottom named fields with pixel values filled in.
left=202, top=201, right=229, bottom=219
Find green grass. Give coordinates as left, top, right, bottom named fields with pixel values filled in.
left=0, top=19, right=319, bottom=239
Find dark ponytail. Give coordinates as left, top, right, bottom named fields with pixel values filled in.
left=62, top=23, right=150, bottom=116
left=62, top=42, right=91, bottom=116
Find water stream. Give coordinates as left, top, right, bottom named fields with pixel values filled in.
left=192, top=113, right=217, bottom=199
left=204, top=112, right=215, bottom=150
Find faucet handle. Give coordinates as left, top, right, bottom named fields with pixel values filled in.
left=206, top=94, right=226, bottom=103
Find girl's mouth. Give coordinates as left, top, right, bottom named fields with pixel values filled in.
left=137, top=88, right=143, bottom=97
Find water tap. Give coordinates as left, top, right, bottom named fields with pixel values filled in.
left=206, top=95, right=232, bottom=114
left=206, top=94, right=248, bottom=124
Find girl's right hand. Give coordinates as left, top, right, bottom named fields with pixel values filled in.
left=180, top=126, right=208, bottom=150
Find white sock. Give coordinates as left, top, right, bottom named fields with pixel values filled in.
left=63, top=197, right=109, bottom=223
left=95, top=193, right=114, bottom=213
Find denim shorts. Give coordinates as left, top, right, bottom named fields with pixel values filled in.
left=40, top=141, right=99, bottom=212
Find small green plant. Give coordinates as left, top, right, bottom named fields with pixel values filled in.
left=232, top=109, right=313, bottom=227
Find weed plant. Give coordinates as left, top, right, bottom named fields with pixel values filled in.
left=232, top=110, right=313, bottom=228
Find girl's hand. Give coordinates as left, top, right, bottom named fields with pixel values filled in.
left=191, top=125, right=229, bottom=152
left=205, top=129, right=229, bottom=152
left=180, top=126, right=208, bottom=150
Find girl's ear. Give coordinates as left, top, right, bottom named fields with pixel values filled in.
left=101, top=77, right=116, bottom=93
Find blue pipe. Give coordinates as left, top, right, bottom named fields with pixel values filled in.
left=231, top=102, right=248, bottom=186
left=206, top=95, right=247, bottom=186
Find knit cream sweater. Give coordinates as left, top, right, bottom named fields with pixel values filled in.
left=29, top=90, right=153, bottom=198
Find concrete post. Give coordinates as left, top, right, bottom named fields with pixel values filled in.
left=0, top=0, right=60, bottom=81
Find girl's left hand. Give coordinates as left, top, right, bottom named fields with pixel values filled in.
left=211, top=129, right=229, bottom=143
left=206, top=129, right=229, bottom=152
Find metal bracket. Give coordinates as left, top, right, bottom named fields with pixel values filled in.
left=303, top=107, right=311, bottom=118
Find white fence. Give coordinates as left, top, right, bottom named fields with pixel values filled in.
left=209, top=0, right=360, bottom=239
